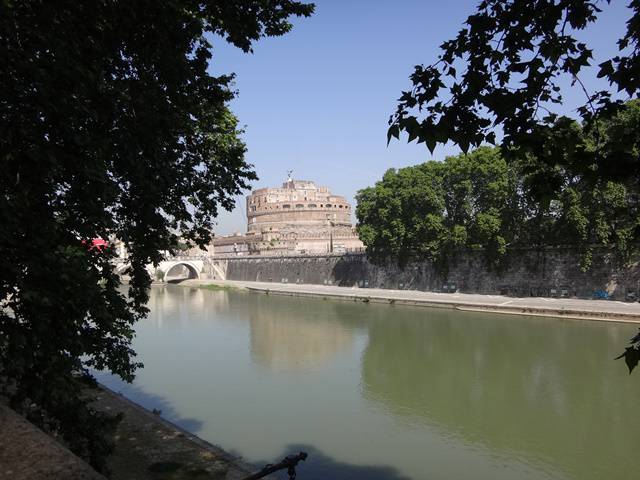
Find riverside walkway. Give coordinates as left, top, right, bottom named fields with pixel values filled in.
left=186, top=280, right=640, bottom=323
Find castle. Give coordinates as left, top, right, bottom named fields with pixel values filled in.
left=213, top=175, right=363, bottom=256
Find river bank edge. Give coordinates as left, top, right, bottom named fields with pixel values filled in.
left=91, top=383, right=257, bottom=480
left=0, top=382, right=258, bottom=480
left=178, top=279, right=640, bottom=324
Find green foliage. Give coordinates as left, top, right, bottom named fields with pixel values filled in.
left=356, top=161, right=445, bottom=266
left=359, top=103, right=640, bottom=271
left=357, top=147, right=518, bottom=270
left=387, top=1, right=640, bottom=273
left=199, top=284, right=241, bottom=292
left=0, top=0, right=313, bottom=471
left=616, top=330, right=640, bottom=374
left=390, top=0, right=640, bottom=155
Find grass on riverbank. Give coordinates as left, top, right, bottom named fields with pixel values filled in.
left=198, top=283, right=242, bottom=292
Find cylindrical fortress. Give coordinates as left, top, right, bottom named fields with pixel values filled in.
left=213, top=176, right=363, bottom=256
left=246, top=178, right=352, bottom=232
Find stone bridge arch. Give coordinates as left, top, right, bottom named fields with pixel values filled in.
left=114, top=258, right=214, bottom=283
left=161, top=261, right=202, bottom=282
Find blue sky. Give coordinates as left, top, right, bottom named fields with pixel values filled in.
left=209, top=0, right=632, bottom=234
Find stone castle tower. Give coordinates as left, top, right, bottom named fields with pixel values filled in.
left=213, top=175, right=363, bottom=256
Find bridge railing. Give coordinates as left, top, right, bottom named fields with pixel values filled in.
left=112, top=255, right=207, bottom=264
left=166, top=255, right=208, bottom=261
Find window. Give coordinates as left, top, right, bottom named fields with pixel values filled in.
left=282, top=204, right=291, bottom=209
left=308, top=203, right=317, bottom=208
left=295, top=204, right=304, bottom=208
left=326, top=204, right=332, bottom=208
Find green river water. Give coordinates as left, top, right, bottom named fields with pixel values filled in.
left=97, top=285, right=640, bottom=480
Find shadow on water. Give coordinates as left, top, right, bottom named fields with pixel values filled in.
left=258, top=444, right=411, bottom=480
left=93, top=372, right=204, bottom=434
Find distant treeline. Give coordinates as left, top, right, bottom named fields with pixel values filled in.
left=356, top=101, right=640, bottom=271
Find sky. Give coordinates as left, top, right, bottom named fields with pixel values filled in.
left=208, top=0, right=633, bottom=234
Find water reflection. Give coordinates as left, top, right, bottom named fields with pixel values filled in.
left=359, top=307, right=640, bottom=479
left=246, top=296, right=355, bottom=372
left=147, top=287, right=356, bottom=372
left=94, top=372, right=205, bottom=434
left=113, top=287, right=640, bottom=480
left=147, top=286, right=229, bottom=326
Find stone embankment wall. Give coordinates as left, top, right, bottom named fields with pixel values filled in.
left=219, top=249, right=640, bottom=299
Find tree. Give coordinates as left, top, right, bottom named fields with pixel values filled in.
left=0, top=0, right=313, bottom=470
left=388, top=0, right=640, bottom=372
left=358, top=102, right=640, bottom=272
left=356, top=147, right=520, bottom=271
left=389, top=0, right=639, bottom=157
left=356, top=160, right=447, bottom=267
left=510, top=102, right=640, bottom=269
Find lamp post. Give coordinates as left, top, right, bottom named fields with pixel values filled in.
left=326, top=214, right=334, bottom=253
left=330, top=224, right=333, bottom=253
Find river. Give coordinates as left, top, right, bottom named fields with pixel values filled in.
left=96, top=285, right=640, bottom=480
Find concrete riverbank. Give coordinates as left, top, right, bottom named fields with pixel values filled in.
left=93, top=385, right=253, bottom=480
left=184, top=279, right=640, bottom=323
left=0, top=385, right=255, bottom=480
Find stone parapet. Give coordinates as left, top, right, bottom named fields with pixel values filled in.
left=217, top=249, right=640, bottom=300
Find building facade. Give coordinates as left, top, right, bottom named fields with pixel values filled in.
left=213, top=176, right=363, bottom=256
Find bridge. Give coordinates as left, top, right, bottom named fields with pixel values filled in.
left=113, top=256, right=226, bottom=283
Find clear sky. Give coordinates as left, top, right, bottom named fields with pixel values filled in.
left=209, top=0, right=632, bottom=234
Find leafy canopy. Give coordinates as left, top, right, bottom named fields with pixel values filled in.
left=359, top=102, right=640, bottom=272
left=389, top=0, right=640, bottom=155
left=0, top=0, right=313, bottom=470
left=356, top=147, right=518, bottom=270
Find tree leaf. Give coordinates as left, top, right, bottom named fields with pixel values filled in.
left=615, top=347, right=640, bottom=374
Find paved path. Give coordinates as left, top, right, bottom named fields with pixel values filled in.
left=186, top=280, right=640, bottom=324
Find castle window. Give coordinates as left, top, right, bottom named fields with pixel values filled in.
left=295, top=204, right=304, bottom=208
left=339, top=205, right=343, bottom=208
left=282, top=204, right=291, bottom=209
left=308, top=204, right=317, bottom=208
left=325, top=204, right=332, bottom=208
